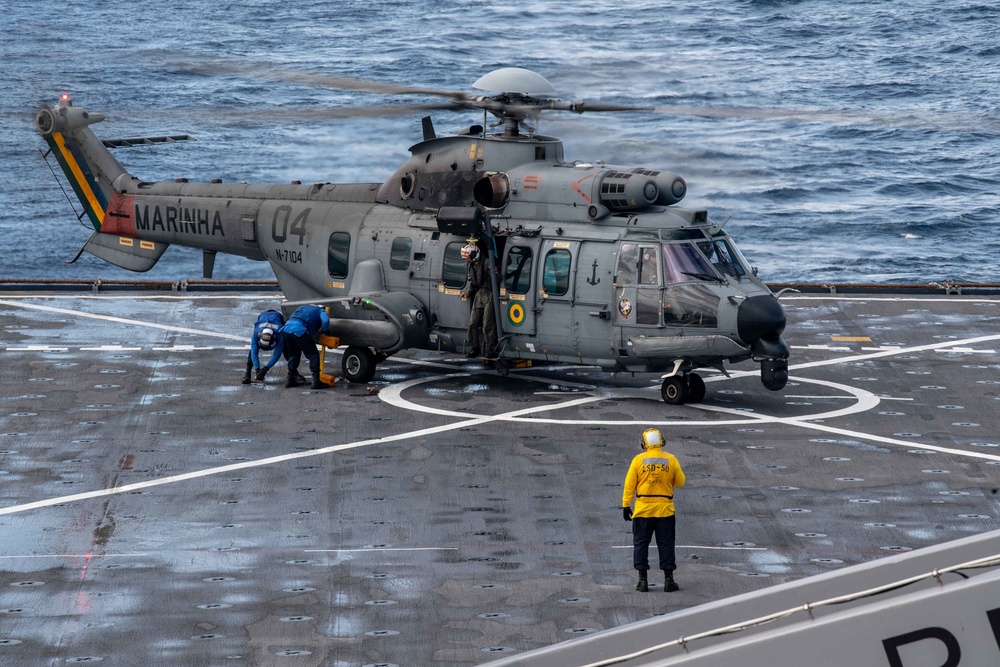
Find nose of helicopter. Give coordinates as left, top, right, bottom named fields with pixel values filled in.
left=737, top=294, right=787, bottom=344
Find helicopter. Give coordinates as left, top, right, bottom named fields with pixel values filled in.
left=33, top=66, right=789, bottom=404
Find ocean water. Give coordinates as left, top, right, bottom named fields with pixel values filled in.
left=2, top=0, right=998, bottom=283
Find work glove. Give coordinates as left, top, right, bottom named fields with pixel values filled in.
left=255, top=368, right=268, bottom=381
left=622, top=507, right=632, bottom=522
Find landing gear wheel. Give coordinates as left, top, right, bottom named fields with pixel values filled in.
left=687, top=373, right=706, bottom=403
left=342, top=346, right=377, bottom=383
left=661, top=377, right=688, bottom=405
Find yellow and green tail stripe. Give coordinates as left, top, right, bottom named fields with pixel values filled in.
left=44, top=132, right=108, bottom=231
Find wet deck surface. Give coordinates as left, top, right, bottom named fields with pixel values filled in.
left=0, top=291, right=998, bottom=665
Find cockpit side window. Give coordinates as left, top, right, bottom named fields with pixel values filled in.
left=617, top=243, right=660, bottom=286
left=616, top=243, right=638, bottom=285
left=662, top=243, right=719, bottom=284
left=638, top=245, right=660, bottom=286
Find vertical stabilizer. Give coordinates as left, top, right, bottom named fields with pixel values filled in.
left=35, top=96, right=127, bottom=231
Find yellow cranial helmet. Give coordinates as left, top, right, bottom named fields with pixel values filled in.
left=641, top=428, right=664, bottom=449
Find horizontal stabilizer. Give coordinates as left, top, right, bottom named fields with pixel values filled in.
left=83, top=232, right=169, bottom=272
left=102, top=135, right=195, bottom=149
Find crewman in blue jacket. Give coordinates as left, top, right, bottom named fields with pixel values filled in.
left=242, top=309, right=302, bottom=385
left=280, top=304, right=332, bottom=389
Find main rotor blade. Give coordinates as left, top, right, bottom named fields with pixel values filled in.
left=175, top=101, right=471, bottom=127
left=546, top=100, right=655, bottom=114
left=261, top=101, right=470, bottom=120
left=652, top=104, right=1000, bottom=132
left=178, top=59, right=472, bottom=101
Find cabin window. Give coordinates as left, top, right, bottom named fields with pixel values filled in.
left=661, top=243, right=719, bottom=284
left=390, top=237, right=412, bottom=271
left=442, top=242, right=467, bottom=288
left=327, top=232, right=350, bottom=279
left=542, top=248, right=571, bottom=296
left=504, top=246, right=533, bottom=295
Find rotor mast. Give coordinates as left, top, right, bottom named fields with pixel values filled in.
left=473, top=68, right=555, bottom=139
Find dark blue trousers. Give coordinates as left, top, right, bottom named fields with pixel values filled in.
left=284, top=333, right=320, bottom=374
left=633, top=515, right=676, bottom=572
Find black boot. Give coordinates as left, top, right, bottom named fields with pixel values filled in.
left=295, top=371, right=306, bottom=384
left=311, top=375, right=329, bottom=389
left=465, top=347, right=481, bottom=358
left=286, top=371, right=305, bottom=388
left=635, top=570, right=649, bottom=592
left=241, top=361, right=252, bottom=384
left=664, top=571, right=679, bottom=592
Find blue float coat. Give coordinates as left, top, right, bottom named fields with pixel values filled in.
left=250, top=309, right=285, bottom=370
left=281, top=305, right=330, bottom=338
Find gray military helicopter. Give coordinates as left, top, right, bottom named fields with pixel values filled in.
left=34, top=67, right=789, bottom=404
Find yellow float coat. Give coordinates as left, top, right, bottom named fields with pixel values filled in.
left=622, top=446, right=686, bottom=518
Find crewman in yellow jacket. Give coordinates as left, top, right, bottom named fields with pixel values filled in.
left=622, top=428, right=686, bottom=592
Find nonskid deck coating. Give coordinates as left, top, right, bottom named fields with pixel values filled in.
left=0, top=291, right=998, bottom=665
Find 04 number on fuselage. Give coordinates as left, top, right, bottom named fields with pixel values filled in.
left=270, top=206, right=309, bottom=265
left=271, top=206, right=308, bottom=245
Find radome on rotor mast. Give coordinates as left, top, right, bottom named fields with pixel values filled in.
left=34, top=66, right=789, bottom=403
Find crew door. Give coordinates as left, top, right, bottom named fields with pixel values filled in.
left=428, top=240, right=472, bottom=347
left=499, top=239, right=541, bottom=337
left=535, top=239, right=577, bottom=354
left=572, top=240, right=616, bottom=357
left=614, top=242, right=662, bottom=341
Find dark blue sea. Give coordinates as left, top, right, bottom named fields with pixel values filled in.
left=2, top=0, right=998, bottom=284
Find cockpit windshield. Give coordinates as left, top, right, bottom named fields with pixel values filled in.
left=698, top=238, right=747, bottom=279
left=662, top=243, right=721, bottom=284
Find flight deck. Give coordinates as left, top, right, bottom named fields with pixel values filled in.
left=0, top=289, right=998, bottom=665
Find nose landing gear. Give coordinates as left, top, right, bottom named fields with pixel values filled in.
left=751, top=336, right=790, bottom=391
left=660, top=371, right=706, bottom=405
